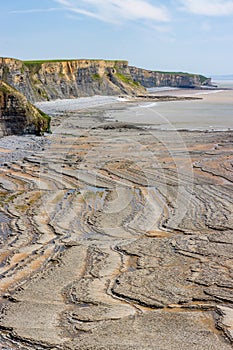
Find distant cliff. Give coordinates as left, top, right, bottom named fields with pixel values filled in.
left=129, top=66, right=211, bottom=88
left=0, top=81, right=50, bottom=136
left=0, top=58, right=210, bottom=103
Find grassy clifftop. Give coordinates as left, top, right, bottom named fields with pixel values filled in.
left=23, top=59, right=128, bottom=64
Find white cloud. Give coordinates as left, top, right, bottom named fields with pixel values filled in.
left=179, top=0, right=233, bottom=16
left=10, top=8, right=62, bottom=14
left=54, top=0, right=170, bottom=24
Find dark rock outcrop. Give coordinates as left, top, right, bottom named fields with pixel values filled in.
left=0, top=81, right=50, bottom=136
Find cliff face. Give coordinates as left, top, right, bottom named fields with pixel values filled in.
left=0, top=58, right=210, bottom=103
left=0, top=58, right=145, bottom=103
left=0, top=81, right=50, bottom=136
left=129, top=66, right=210, bottom=88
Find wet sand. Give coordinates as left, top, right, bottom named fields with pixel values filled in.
left=106, top=89, right=233, bottom=131
left=0, top=93, right=233, bottom=349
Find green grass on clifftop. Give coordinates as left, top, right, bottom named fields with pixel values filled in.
left=23, top=59, right=128, bottom=65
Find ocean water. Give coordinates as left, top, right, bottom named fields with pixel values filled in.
left=213, top=80, right=233, bottom=89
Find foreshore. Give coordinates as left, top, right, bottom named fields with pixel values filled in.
left=0, top=90, right=233, bottom=349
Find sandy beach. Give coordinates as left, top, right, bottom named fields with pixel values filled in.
left=35, top=88, right=233, bottom=132
left=0, top=90, right=233, bottom=349
left=104, top=89, right=233, bottom=131
left=150, top=86, right=233, bottom=103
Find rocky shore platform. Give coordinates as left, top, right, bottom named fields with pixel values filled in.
left=124, top=94, right=203, bottom=102
left=0, top=100, right=233, bottom=349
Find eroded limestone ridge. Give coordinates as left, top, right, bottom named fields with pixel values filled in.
left=0, top=106, right=232, bottom=349
left=0, top=81, right=50, bottom=137
left=0, top=57, right=210, bottom=103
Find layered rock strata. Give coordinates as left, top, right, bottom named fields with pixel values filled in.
left=0, top=105, right=232, bottom=349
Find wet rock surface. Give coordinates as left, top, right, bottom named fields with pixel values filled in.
left=0, top=104, right=232, bottom=349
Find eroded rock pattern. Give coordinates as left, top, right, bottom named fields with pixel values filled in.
left=0, top=108, right=232, bottom=349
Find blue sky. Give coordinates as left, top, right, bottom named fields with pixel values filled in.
left=0, top=0, right=233, bottom=76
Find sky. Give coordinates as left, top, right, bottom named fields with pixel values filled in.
left=0, top=0, right=233, bottom=76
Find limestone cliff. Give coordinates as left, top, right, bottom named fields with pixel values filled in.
left=129, top=66, right=210, bottom=88
left=0, top=58, right=210, bottom=103
left=0, top=58, right=145, bottom=103
left=0, top=81, right=50, bottom=136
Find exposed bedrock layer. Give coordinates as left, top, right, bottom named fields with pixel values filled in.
left=0, top=107, right=232, bottom=349
left=0, top=81, right=50, bottom=136
left=0, top=57, right=210, bottom=103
